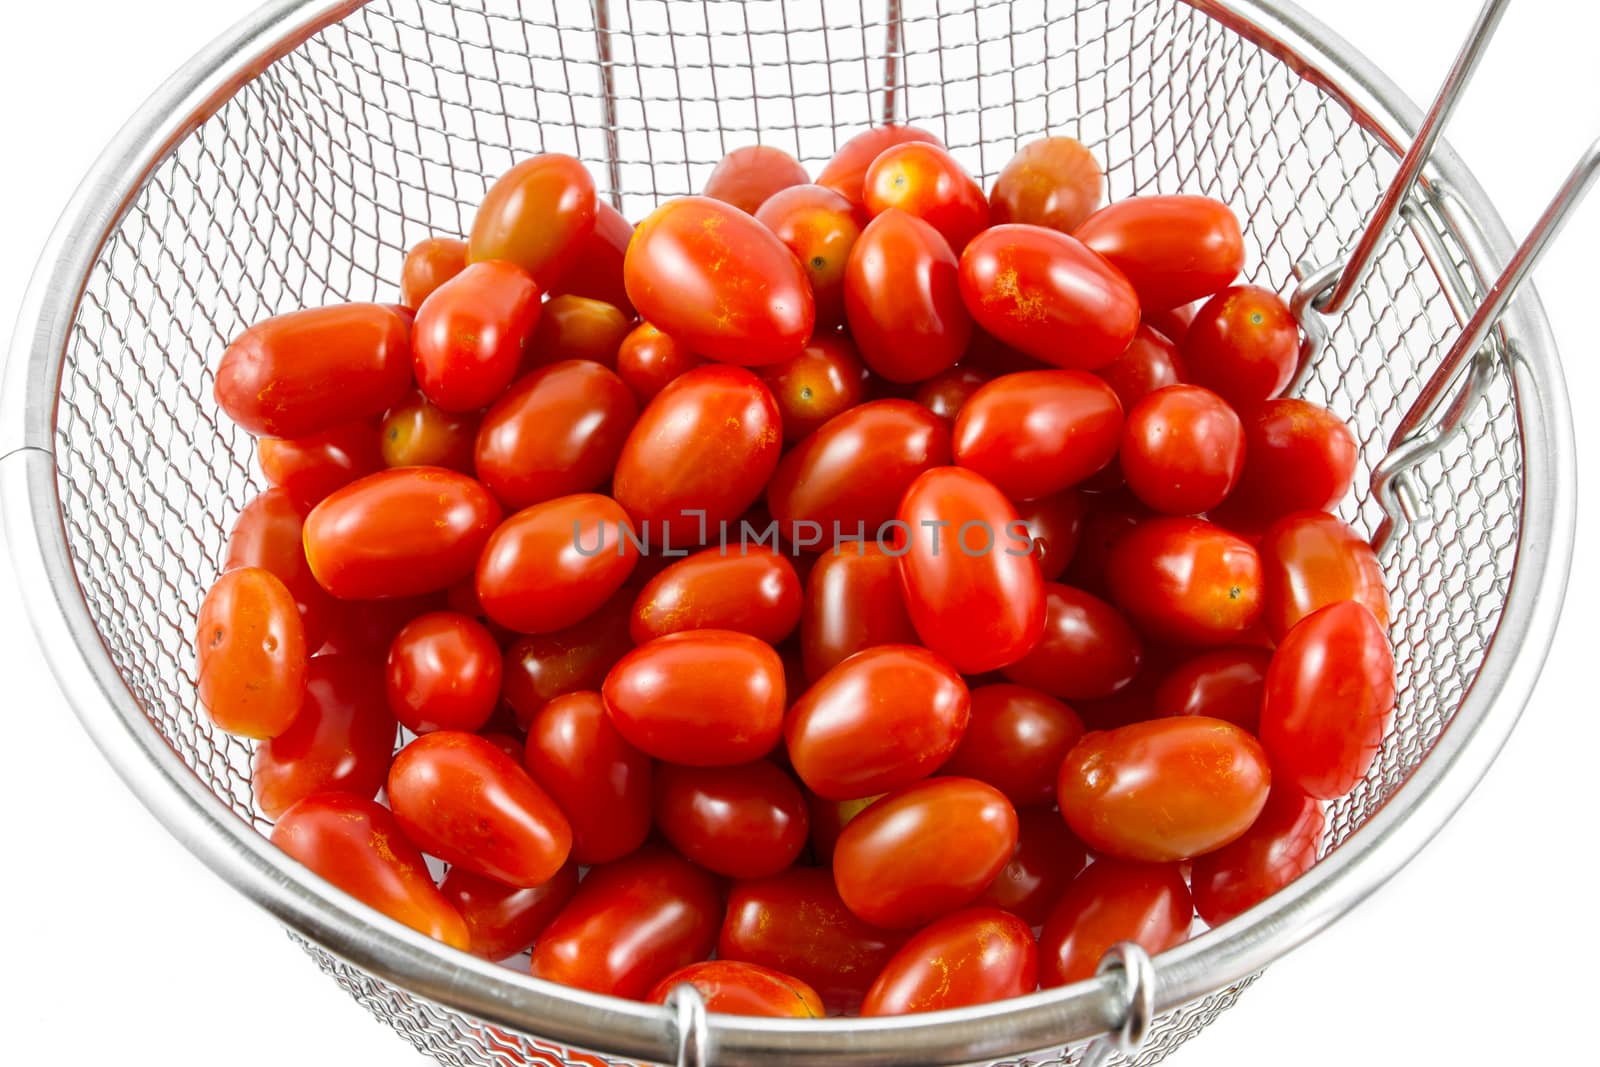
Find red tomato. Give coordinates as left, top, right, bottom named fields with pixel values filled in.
left=1217, top=398, right=1358, bottom=532
left=1152, top=646, right=1272, bottom=733
left=844, top=210, right=973, bottom=383
left=1097, top=323, right=1187, bottom=410
left=861, top=907, right=1037, bottom=1015
left=704, top=144, right=810, bottom=214
left=468, top=153, right=598, bottom=289
left=941, top=683, right=1084, bottom=808
left=655, top=761, right=810, bottom=878
left=896, top=467, right=1046, bottom=673
left=440, top=860, right=580, bottom=961
left=501, top=588, right=635, bottom=726
left=958, top=225, right=1140, bottom=370
left=1260, top=601, right=1395, bottom=799
left=381, top=392, right=479, bottom=473
left=550, top=200, right=634, bottom=315
left=225, top=488, right=336, bottom=650
left=759, top=335, right=867, bottom=442
left=1260, top=510, right=1389, bottom=640
left=1075, top=195, right=1245, bottom=310
left=1191, top=787, right=1322, bottom=927
left=215, top=303, right=413, bottom=437
left=524, top=691, right=653, bottom=865
left=833, top=777, right=1019, bottom=929
left=258, top=421, right=384, bottom=509
left=1038, top=859, right=1192, bottom=985
left=648, top=960, right=823, bottom=1018
left=953, top=370, right=1123, bottom=500
left=799, top=543, right=918, bottom=681
left=1000, top=584, right=1143, bottom=700
left=528, top=846, right=722, bottom=998
left=252, top=654, right=396, bottom=819
left=911, top=364, right=990, bottom=423
left=602, top=630, right=786, bottom=766
left=1144, top=302, right=1198, bottom=344
left=989, top=135, right=1103, bottom=232
left=755, top=184, right=863, bottom=329
left=631, top=546, right=801, bottom=646
left=413, top=260, right=542, bottom=412
left=197, top=567, right=307, bottom=739
left=978, top=809, right=1090, bottom=925
left=1106, top=516, right=1262, bottom=645
left=401, top=236, right=468, bottom=309
left=385, top=611, right=503, bottom=733
left=863, top=142, right=988, bottom=252
left=1014, top=490, right=1089, bottom=582
left=625, top=196, right=814, bottom=367
left=1182, top=285, right=1299, bottom=407
left=818, top=125, right=944, bottom=210
left=316, top=593, right=443, bottom=658
left=1120, top=384, right=1245, bottom=515
left=272, top=793, right=469, bottom=949
left=526, top=294, right=631, bottom=370
left=615, top=322, right=704, bottom=404
left=785, top=644, right=970, bottom=800
left=388, top=731, right=572, bottom=886
left=478, top=731, right=525, bottom=762
left=475, top=493, right=639, bottom=634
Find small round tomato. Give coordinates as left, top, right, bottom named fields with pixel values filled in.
left=989, top=135, right=1103, bottom=232
left=1182, top=285, right=1299, bottom=407
left=197, top=567, right=307, bottom=739
left=475, top=493, right=639, bottom=634
left=381, top=392, right=479, bottom=472
left=468, top=153, right=597, bottom=288
left=953, top=370, right=1123, bottom=500
left=704, top=144, right=810, bottom=214
left=911, top=364, right=990, bottom=423
left=1260, top=601, right=1395, bottom=799
left=1152, top=645, right=1273, bottom=733
left=978, top=808, right=1090, bottom=925
left=550, top=200, right=634, bottom=315
left=258, top=421, right=384, bottom=509
left=225, top=488, right=335, bottom=650
left=524, top=691, right=652, bottom=865
left=833, top=777, right=1019, bottom=929
left=862, top=907, right=1036, bottom=1016
left=655, top=761, right=810, bottom=878
left=1217, top=398, right=1359, bottom=532
left=755, top=184, right=863, bottom=329
left=272, top=793, right=469, bottom=949
left=602, top=630, right=786, bottom=766
left=649, top=960, right=822, bottom=1018
left=1120, top=384, right=1245, bottom=515
left=385, top=611, right=503, bottom=733
left=1191, top=787, right=1322, bottom=927
left=401, top=236, right=469, bottom=309
left=1107, top=516, right=1262, bottom=645
left=615, top=322, right=704, bottom=404
left=958, top=226, right=1141, bottom=370
left=1000, top=584, right=1143, bottom=700
left=1075, top=195, right=1245, bottom=311
left=526, top=294, right=630, bottom=370
left=941, top=683, right=1083, bottom=808
left=440, top=860, right=580, bottom=961
left=845, top=210, right=973, bottom=383
left=501, top=589, right=635, bottom=725
left=1260, top=510, right=1389, bottom=640
left=799, top=543, right=918, bottom=681
left=631, top=546, right=801, bottom=646
left=413, top=260, right=542, bottom=412
left=759, top=335, right=867, bottom=442
left=863, top=142, right=988, bottom=252
left=1038, top=859, right=1191, bottom=986
left=817, top=124, right=944, bottom=210
left=1097, top=324, right=1187, bottom=410
left=1014, top=490, right=1089, bottom=581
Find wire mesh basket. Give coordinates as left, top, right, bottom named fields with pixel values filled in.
left=0, top=0, right=1582, bottom=1064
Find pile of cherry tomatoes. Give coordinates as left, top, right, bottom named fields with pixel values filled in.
left=199, top=123, right=1394, bottom=1019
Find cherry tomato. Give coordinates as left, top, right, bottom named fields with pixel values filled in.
left=1120, top=384, right=1245, bottom=515
left=316, top=593, right=443, bottom=658
left=258, top=421, right=384, bottom=510
left=1216, top=398, right=1358, bottom=532
left=817, top=125, right=943, bottom=210
left=1075, top=195, right=1245, bottom=310
left=989, top=135, right=1103, bottom=232
left=998, top=584, right=1143, bottom=700
left=704, top=144, right=810, bottom=214
left=942, top=683, right=1083, bottom=808
left=799, top=543, right=918, bottom=681
left=440, top=860, right=580, bottom=961
left=1038, top=859, right=1191, bottom=986
left=863, top=142, right=988, bottom=252
left=1097, top=324, right=1187, bottom=409
left=958, top=225, right=1141, bottom=370
left=833, top=777, right=1019, bottom=929
left=272, top=793, right=469, bottom=949
left=1152, top=646, right=1272, bottom=733
left=1144, top=301, right=1198, bottom=344
left=602, top=630, right=786, bottom=766
left=655, top=761, right=810, bottom=878
left=896, top=467, right=1046, bottom=674
left=953, top=370, right=1123, bottom=500
left=526, top=294, right=630, bottom=370
left=1260, top=511, right=1389, bottom=640
left=413, top=260, right=542, bottom=412
left=524, top=691, right=653, bottom=865
left=759, top=335, right=867, bottom=442
left=501, top=588, right=635, bottom=726
left=1191, top=786, right=1322, bottom=927
left=649, top=960, right=822, bottom=1018
left=401, top=236, right=469, bottom=309
left=845, top=209, right=973, bottom=383
left=860, top=907, right=1036, bottom=1015
left=1182, top=285, right=1299, bottom=407
left=476, top=493, right=639, bottom=634
left=911, top=364, right=990, bottom=423
left=1014, top=490, right=1089, bottom=581
left=468, top=153, right=597, bottom=289
left=615, top=322, right=704, bottom=404
left=380, top=392, right=478, bottom=473
left=385, top=611, right=503, bottom=734
left=631, top=546, right=801, bottom=646
left=550, top=200, right=634, bottom=315
left=625, top=196, right=814, bottom=367
left=1107, top=516, right=1262, bottom=646
left=225, top=488, right=335, bottom=650
left=216, top=303, right=413, bottom=437
left=786, top=644, right=970, bottom=801
left=528, top=846, right=722, bottom=998
left=197, top=567, right=307, bottom=739
left=755, top=184, right=863, bottom=329
left=978, top=809, right=1089, bottom=925
left=1260, top=601, right=1395, bottom=799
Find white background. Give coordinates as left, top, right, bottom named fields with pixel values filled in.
left=0, top=1, right=1592, bottom=1064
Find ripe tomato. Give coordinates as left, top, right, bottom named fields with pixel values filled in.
left=401, top=236, right=468, bottom=309
left=1038, top=859, right=1191, bottom=986
left=440, top=860, right=580, bottom=961
left=602, top=630, right=786, bottom=766
left=911, top=364, right=990, bottom=423
left=1191, top=787, right=1322, bottom=927
left=817, top=124, right=943, bottom=209
left=988, top=135, right=1103, bottom=232
left=526, top=294, right=630, bottom=370
left=1182, top=285, right=1299, bottom=407
left=759, top=335, right=867, bottom=442
left=1096, top=323, right=1187, bottom=410
left=215, top=303, right=413, bottom=437
left=225, top=488, right=335, bottom=650
left=941, top=683, right=1084, bottom=808
left=845, top=210, right=973, bottom=382
left=316, top=593, right=443, bottom=658
left=1014, top=490, right=1089, bottom=582
left=501, top=589, right=635, bottom=726
left=478, top=732, right=525, bottom=762
left=524, top=691, right=653, bottom=865
left=1075, top=195, right=1245, bottom=310
left=978, top=809, right=1090, bottom=925
left=1260, top=510, right=1389, bottom=640
left=1144, top=301, right=1198, bottom=344
left=704, top=144, right=810, bottom=214
left=550, top=200, right=634, bottom=315
left=863, top=142, right=988, bottom=252
left=833, top=777, right=1019, bottom=928
left=655, top=761, right=810, bottom=878
left=648, top=960, right=823, bottom=1018
left=896, top=467, right=1046, bottom=674
left=755, top=184, right=863, bottom=329
left=631, top=546, right=801, bottom=646
left=413, top=260, right=541, bottom=412
left=785, top=644, right=970, bottom=800
left=861, top=907, right=1037, bottom=1015
left=468, top=153, right=597, bottom=289
left=1260, top=601, right=1395, bottom=799
left=1152, top=645, right=1272, bottom=733
left=380, top=392, right=478, bottom=473
left=1217, top=398, right=1358, bottom=531
left=625, top=196, right=814, bottom=366
left=385, top=611, right=503, bottom=733
left=1120, top=384, right=1245, bottom=515
left=475, top=493, right=639, bottom=634
left=258, top=421, right=383, bottom=509
left=1106, top=516, right=1262, bottom=645
left=799, top=543, right=918, bottom=681
left=1000, top=584, right=1143, bottom=700
left=197, top=567, right=307, bottom=739
left=958, top=225, right=1140, bottom=370
left=272, top=793, right=468, bottom=949
left=528, top=846, right=722, bottom=998
left=615, top=322, right=703, bottom=404
left=953, top=370, right=1123, bottom=500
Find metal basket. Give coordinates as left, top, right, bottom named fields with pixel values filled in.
left=0, top=0, right=1586, bottom=1064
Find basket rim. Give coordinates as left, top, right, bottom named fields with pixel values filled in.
left=0, top=1, right=1577, bottom=1064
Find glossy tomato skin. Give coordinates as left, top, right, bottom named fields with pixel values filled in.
left=413, top=260, right=542, bottom=412
left=216, top=303, right=413, bottom=438
left=381, top=392, right=479, bottom=473
left=648, top=960, right=823, bottom=1018
left=1106, top=517, right=1263, bottom=646
left=615, top=322, right=704, bottom=404
left=625, top=196, right=814, bottom=367
left=501, top=589, right=636, bottom=726
left=1014, top=490, right=1089, bottom=582
left=861, top=907, right=1037, bottom=1015
left=655, top=761, right=810, bottom=878
left=1191, top=787, right=1322, bottom=927
left=1120, top=384, right=1245, bottom=515
left=524, top=691, right=653, bottom=864
left=799, top=543, right=918, bottom=681
left=989, top=136, right=1103, bottom=232
left=1038, top=859, right=1192, bottom=986
left=401, top=237, right=469, bottom=309
left=941, top=683, right=1083, bottom=808
left=817, top=125, right=944, bottom=210
left=468, top=153, right=597, bottom=289
left=755, top=184, right=863, bottom=329
left=440, top=860, right=580, bottom=961
left=1259, top=510, right=1389, bottom=640
left=759, top=335, right=868, bottom=442
left=896, top=467, right=1046, bottom=674
left=1000, top=584, right=1143, bottom=701
left=704, top=145, right=810, bottom=214
left=844, top=210, right=973, bottom=383
left=1075, top=195, right=1245, bottom=311
left=602, top=630, right=786, bottom=766
left=197, top=567, right=307, bottom=739
left=833, top=777, right=1019, bottom=929
left=911, top=364, right=990, bottom=423
left=1182, top=285, right=1299, bottom=407
left=388, top=731, right=573, bottom=886
left=1218, top=398, right=1358, bottom=532
left=526, top=295, right=631, bottom=370
left=385, top=611, right=503, bottom=733
left=631, top=546, right=801, bottom=646
left=863, top=142, right=988, bottom=252
left=528, top=846, right=723, bottom=999
left=475, top=493, right=639, bottom=634
left=304, top=468, right=502, bottom=600
left=958, top=225, right=1141, bottom=370
left=977, top=809, right=1090, bottom=925
left=258, top=421, right=384, bottom=510
left=785, top=644, right=970, bottom=800
left=1152, top=645, right=1272, bottom=733
left=1260, top=601, right=1395, bottom=799
left=1097, top=323, right=1187, bottom=410
left=953, top=370, right=1123, bottom=501
left=225, top=488, right=336, bottom=650
left=551, top=201, right=634, bottom=315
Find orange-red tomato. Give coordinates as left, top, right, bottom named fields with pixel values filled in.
left=1038, top=859, right=1191, bottom=986
left=648, top=960, right=823, bottom=1018
left=501, top=589, right=635, bottom=726
left=1014, top=490, right=1089, bottom=582
left=1000, top=584, right=1143, bottom=701
left=755, top=184, right=863, bottom=329
left=818, top=125, right=944, bottom=210
left=475, top=493, right=639, bottom=634
left=1152, top=645, right=1272, bottom=733
left=654, top=761, right=810, bottom=878
left=977, top=808, right=1090, bottom=925
left=385, top=611, right=503, bottom=734
left=526, top=294, right=631, bottom=370
left=197, top=567, right=307, bottom=739
left=1259, top=510, right=1389, bottom=640
left=550, top=200, right=634, bottom=315
left=524, top=691, right=653, bottom=865
left=615, top=322, right=704, bottom=404
left=440, top=860, right=580, bottom=961
left=1191, top=787, right=1322, bottom=927
left=861, top=907, right=1037, bottom=1015
left=989, top=135, right=1104, bottom=232
left=1182, top=285, right=1299, bottom=407
left=799, top=543, right=918, bottom=681
left=911, top=364, right=990, bottom=423
left=704, top=144, right=810, bottom=214
left=759, top=335, right=868, bottom=442
left=1097, top=323, right=1187, bottom=409
left=844, top=209, right=973, bottom=383
left=630, top=546, right=801, bottom=646
left=412, top=260, right=542, bottom=412
left=1075, top=195, right=1245, bottom=311
left=1217, top=398, right=1358, bottom=532
left=468, top=153, right=598, bottom=289
left=380, top=392, right=479, bottom=473
left=401, top=236, right=469, bottom=309
left=258, top=421, right=384, bottom=510
left=1119, top=384, right=1245, bottom=515
left=225, top=488, right=336, bottom=650
left=1106, top=516, right=1263, bottom=646
left=863, top=142, right=987, bottom=252
left=942, top=683, right=1083, bottom=808
left=953, top=370, right=1123, bottom=501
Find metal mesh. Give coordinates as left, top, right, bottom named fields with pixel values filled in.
left=50, top=0, right=1521, bottom=1063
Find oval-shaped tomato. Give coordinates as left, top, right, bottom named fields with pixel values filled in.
left=1107, top=516, right=1262, bottom=645
left=1097, top=323, right=1187, bottom=409
left=400, top=236, right=468, bottom=309
left=631, top=546, right=801, bottom=646
left=655, top=761, right=809, bottom=879
left=412, top=260, right=541, bottom=412
left=755, top=184, right=863, bottom=329
left=522, top=690, right=652, bottom=865
left=385, top=611, right=502, bottom=733
left=225, top=488, right=336, bottom=650
left=864, top=142, right=988, bottom=252
left=998, top=584, right=1142, bottom=701
left=759, top=335, right=867, bottom=442
left=958, top=225, right=1140, bottom=370
left=1260, top=510, right=1389, bottom=640
left=786, top=644, right=970, bottom=801
left=649, top=959, right=823, bottom=1018
left=1120, top=384, right=1245, bottom=515
left=550, top=200, right=634, bottom=315
left=615, top=321, right=704, bottom=404
left=1182, top=285, right=1299, bottom=407
left=845, top=209, right=973, bottom=382
left=1075, top=195, right=1245, bottom=311
left=940, top=683, right=1083, bottom=808
left=197, top=567, right=307, bottom=739
left=525, top=294, right=631, bottom=371
left=380, top=392, right=478, bottom=473
left=440, top=860, right=580, bottom=961
left=833, top=777, right=1019, bottom=929
left=501, top=588, right=635, bottom=726
left=1260, top=601, right=1395, bottom=799
left=475, top=493, right=639, bottom=634
left=1038, top=859, right=1192, bottom=986
left=1191, top=787, right=1322, bottom=927
left=989, top=135, right=1103, bottom=232
left=216, top=303, right=413, bottom=438
left=603, top=630, right=786, bottom=766
left=1014, top=490, right=1089, bottom=582
left=953, top=370, right=1123, bottom=500
left=468, top=153, right=597, bottom=289
left=897, top=467, right=1046, bottom=674
left=304, top=468, right=502, bottom=600
left=258, top=421, right=384, bottom=510
left=704, top=144, right=810, bottom=214
left=911, top=364, right=990, bottom=424
left=818, top=124, right=944, bottom=209
left=1217, top=398, right=1359, bottom=532
left=978, top=808, right=1090, bottom=925
left=1153, top=645, right=1272, bottom=733
left=799, top=543, right=918, bottom=681
left=861, top=907, right=1037, bottom=1016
